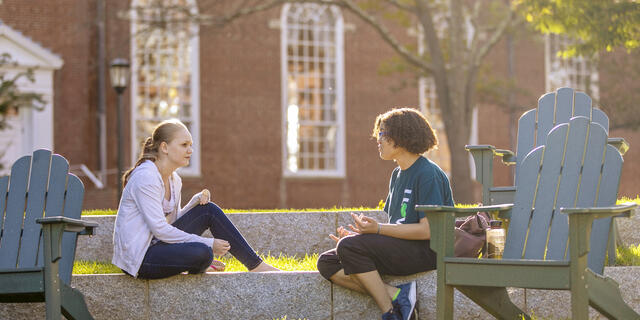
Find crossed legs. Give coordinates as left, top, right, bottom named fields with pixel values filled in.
left=317, top=234, right=436, bottom=313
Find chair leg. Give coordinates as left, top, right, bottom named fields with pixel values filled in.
left=586, top=270, right=639, bottom=319
left=60, top=284, right=94, bottom=320
left=607, top=221, right=618, bottom=266
left=457, top=286, right=530, bottom=320
left=436, top=283, right=454, bottom=320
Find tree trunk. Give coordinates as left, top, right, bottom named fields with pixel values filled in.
left=446, top=126, right=477, bottom=204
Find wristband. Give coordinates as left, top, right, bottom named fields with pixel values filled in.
left=377, top=224, right=381, bottom=234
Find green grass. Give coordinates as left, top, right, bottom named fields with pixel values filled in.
left=221, top=253, right=318, bottom=272
left=616, top=244, right=640, bottom=266
left=80, top=196, right=640, bottom=216
left=73, top=260, right=123, bottom=274
left=74, top=243, right=640, bottom=275
left=81, top=206, right=384, bottom=216
left=617, top=195, right=640, bottom=205
left=73, top=253, right=319, bottom=274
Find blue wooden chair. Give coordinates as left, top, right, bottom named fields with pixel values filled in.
left=0, top=149, right=97, bottom=320
left=418, top=116, right=638, bottom=319
left=467, top=87, right=628, bottom=265
left=467, top=87, right=627, bottom=206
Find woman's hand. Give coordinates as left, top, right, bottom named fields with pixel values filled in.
left=199, top=189, right=211, bottom=205
left=212, top=239, right=230, bottom=256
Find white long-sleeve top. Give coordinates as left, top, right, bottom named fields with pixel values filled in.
left=112, top=160, right=213, bottom=277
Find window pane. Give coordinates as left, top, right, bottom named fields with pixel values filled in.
left=133, top=0, right=196, bottom=169
left=284, top=4, right=342, bottom=174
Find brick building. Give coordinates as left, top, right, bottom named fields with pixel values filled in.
left=0, top=0, right=638, bottom=210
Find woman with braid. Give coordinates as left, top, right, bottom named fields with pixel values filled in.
left=112, top=119, right=278, bottom=279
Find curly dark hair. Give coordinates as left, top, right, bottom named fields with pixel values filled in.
left=372, top=107, right=438, bottom=154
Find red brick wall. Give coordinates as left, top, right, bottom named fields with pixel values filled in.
left=0, top=0, right=98, bottom=170
left=2, top=1, right=637, bottom=211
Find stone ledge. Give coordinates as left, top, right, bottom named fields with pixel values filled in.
left=76, top=210, right=639, bottom=263
left=75, top=210, right=387, bottom=262
left=2, top=267, right=639, bottom=319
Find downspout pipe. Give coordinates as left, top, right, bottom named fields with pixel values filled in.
left=97, top=0, right=107, bottom=186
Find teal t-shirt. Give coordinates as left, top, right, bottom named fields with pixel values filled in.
left=383, top=156, right=454, bottom=224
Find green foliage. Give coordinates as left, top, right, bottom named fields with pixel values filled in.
left=515, top=0, right=640, bottom=56
left=0, top=53, right=44, bottom=130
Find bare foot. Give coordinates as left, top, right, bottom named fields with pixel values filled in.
left=249, top=262, right=280, bottom=272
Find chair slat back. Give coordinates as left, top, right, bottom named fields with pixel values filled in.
left=514, top=87, right=609, bottom=184
left=504, top=116, right=621, bottom=274
left=0, top=176, right=8, bottom=237
left=18, top=150, right=52, bottom=267
left=0, top=150, right=83, bottom=283
left=0, top=155, right=31, bottom=269
left=587, top=145, right=623, bottom=272
left=59, top=174, right=84, bottom=284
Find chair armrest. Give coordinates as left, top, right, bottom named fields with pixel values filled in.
left=607, top=137, right=629, bottom=156
left=561, top=203, right=637, bottom=219
left=561, top=204, right=637, bottom=258
left=466, top=145, right=516, bottom=205
left=465, top=145, right=516, bottom=165
left=415, top=204, right=513, bottom=257
left=36, top=216, right=98, bottom=235
left=415, top=204, right=513, bottom=216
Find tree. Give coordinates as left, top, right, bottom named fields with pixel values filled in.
left=0, top=53, right=43, bottom=130
left=515, top=0, right=640, bottom=56
left=124, top=0, right=518, bottom=203
left=516, top=0, right=640, bottom=131
left=0, top=53, right=44, bottom=169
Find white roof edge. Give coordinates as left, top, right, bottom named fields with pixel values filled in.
left=0, top=23, right=64, bottom=69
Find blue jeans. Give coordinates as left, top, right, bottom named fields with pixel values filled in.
left=136, top=202, right=263, bottom=279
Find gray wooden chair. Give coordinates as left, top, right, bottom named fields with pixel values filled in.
left=467, top=87, right=628, bottom=265
left=467, top=87, right=627, bottom=206
left=0, top=149, right=97, bottom=320
left=417, top=116, right=638, bottom=319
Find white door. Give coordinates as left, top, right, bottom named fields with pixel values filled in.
left=0, top=108, right=24, bottom=175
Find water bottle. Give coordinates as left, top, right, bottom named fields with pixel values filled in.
left=486, top=220, right=505, bottom=259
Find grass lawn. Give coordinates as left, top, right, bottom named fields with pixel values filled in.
left=75, top=195, right=640, bottom=274
left=74, top=244, right=640, bottom=274
left=73, top=253, right=319, bottom=274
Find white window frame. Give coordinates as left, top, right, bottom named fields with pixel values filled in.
left=280, top=3, right=346, bottom=178
left=545, top=34, right=599, bottom=99
left=130, top=0, right=201, bottom=176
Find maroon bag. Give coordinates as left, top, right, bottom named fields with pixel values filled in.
left=454, top=212, right=490, bottom=258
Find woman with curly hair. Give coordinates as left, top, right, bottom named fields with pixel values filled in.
left=112, top=119, right=278, bottom=279
left=317, top=108, right=454, bottom=320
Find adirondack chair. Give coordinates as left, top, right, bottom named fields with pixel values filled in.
left=417, top=116, right=638, bottom=319
left=467, top=87, right=628, bottom=206
left=0, top=149, right=97, bottom=320
left=467, top=87, right=627, bottom=265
